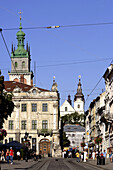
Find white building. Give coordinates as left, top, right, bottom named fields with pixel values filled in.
left=60, top=77, right=85, bottom=117
left=3, top=17, right=61, bottom=157
left=64, top=124, right=85, bottom=151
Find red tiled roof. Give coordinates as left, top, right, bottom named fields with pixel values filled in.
left=4, top=81, right=50, bottom=92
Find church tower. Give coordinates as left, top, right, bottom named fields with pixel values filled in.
left=74, top=76, right=85, bottom=115
left=8, top=14, right=33, bottom=85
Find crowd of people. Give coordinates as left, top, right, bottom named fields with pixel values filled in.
left=0, top=147, right=38, bottom=164
left=62, top=149, right=113, bottom=164
left=1, top=147, right=14, bottom=164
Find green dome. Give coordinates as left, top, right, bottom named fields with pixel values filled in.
left=16, top=30, right=25, bottom=36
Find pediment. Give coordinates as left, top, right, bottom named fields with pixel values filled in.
left=13, top=85, right=22, bottom=93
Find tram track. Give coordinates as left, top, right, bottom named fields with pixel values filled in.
left=67, top=159, right=107, bottom=170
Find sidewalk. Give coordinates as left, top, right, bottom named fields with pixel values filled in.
left=83, top=158, right=113, bottom=170
left=0, top=158, right=39, bottom=170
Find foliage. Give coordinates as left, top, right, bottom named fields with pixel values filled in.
left=63, top=132, right=70, bottom=147
left=0, top=73, right=14, bottom=128
left=0, top=129, right=7, bottom=140
left=94, top=137, right=102, bottom=144
left=81, top=142, right=86, bottom=147
left=61, top=111, right=84, bottom=126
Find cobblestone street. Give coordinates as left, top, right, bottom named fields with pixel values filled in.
left=1, top=158, right=113, bottom=170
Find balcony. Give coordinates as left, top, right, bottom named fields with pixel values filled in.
left=37, top=129, right=53, bottom=137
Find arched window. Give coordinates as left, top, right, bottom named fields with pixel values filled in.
left=22, top=61, right=25, bottom=68
left=15, top=62, right=18, bottom=68
left=78, top=104, right=80, bottom=109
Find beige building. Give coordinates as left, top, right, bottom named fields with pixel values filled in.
left=3, top=17, right=61, bottom=157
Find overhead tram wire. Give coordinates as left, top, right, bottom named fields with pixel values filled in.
left=86, top=60, right=113, bottom=102
left=0, top=28, right=18, bottom=75
left=2, top=21, right=113, bottom=31
left=36, top=58, right=113, bottom=68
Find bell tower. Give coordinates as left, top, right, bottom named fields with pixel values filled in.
left=74, top=76, right=85, bottom=115
left=8, top=12, right=33, bottom=85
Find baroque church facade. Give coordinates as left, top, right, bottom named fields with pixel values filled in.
left=60, top=77, right=85, bottom=117
left=3, top=17, right=61, bottom=157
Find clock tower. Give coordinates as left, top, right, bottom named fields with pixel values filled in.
left=8, top=15, right=33, bottom=85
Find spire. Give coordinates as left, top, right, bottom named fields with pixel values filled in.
left=16, top=11, right=25, bottom=49
left=12, top=43, right=13, bottom=53
left=67, top=95, right=72, bottom=105
left=74, top=75, right=84, bottom=101
left=18, top=10, right=22, bottom=30
left=26, top=41, right=28, bottom=51
left=51, top=76, right=58, bottom=92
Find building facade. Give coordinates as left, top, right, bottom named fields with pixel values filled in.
left=64, top=124, right=85, bottom=151
left=60, top=77, right=85, bottom=117
left=3, top=18, right=61, bottom=157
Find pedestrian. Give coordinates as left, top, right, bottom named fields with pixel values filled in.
left=68, top=151, right=72, bottom=158
left=1, top=150, right=5, bottom=161
left=76, top=151, right=80, bottom=162
left=10, top=147, right=14, bottom=164
left=103, top=150, right=107, bottom=164
left=81, top=152, right=83, bottom=162
left=92, top=151, right=95, bottom=160
left=17, top=150, right=20, bottom=160
left=6, top=149, right=9, bottom=163
left=84, top=150, right=87, bottom=162
left=109, top=151, right=112, bottom=162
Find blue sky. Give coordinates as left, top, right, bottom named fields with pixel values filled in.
left=0, top=0, right=113, bottom=110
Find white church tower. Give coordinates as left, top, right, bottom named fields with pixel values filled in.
left=74, top=76, right=85, bottom=115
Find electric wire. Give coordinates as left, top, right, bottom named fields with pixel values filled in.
left=36, top=58, right=113, bottom=68
left=2, top=21, right=113, bottom=31
left=86, top=60, right=113, bottom=103
left=0, top=30, right=18, bottom=75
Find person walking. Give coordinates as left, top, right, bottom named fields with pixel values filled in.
left=1, top=150, right=5, bottom=161
left=109, top=151, right=112, bottom=163
left=92, top=151, right=95, bottom=160
left=17, top=150, right=20, bottom=160
left=103, top=150, right=107, bottom=164
left=10, top=147, right=14, bottom=164
left=76, top=151, right=80, bottom=162
left=6, top=149, right=9, bottom=163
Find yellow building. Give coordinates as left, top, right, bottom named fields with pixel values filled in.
left=3, top=17, right=61, bottom=157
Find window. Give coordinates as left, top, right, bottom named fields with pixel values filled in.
left=15, top=62, right=18, bottom=68
left=65, top=107, right=67, bottom=111
left=32, top=120, right=37, bottom=130
left=21, top=120, right=26, bottom=130
left=22, top=61, right=25, bottom=68
left=42, top=103, right=48, bottom=112
left=21, top=138, right=24, bottom=143
left=21, top=104, right=27, bottom=112
left=78, top=104, right=80, bottom=108
left=32, top=104, right=37, bottom=112
left=42, top=120, right=48, bottom=129
left=9, top=138, right=13, bottom=143
left=9, top=120, right=13, bottom=130
left=32, top=89, right=36, bottom=95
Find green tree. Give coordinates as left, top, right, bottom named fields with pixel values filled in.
left=0, top=72, right=14, bottom=129
left=63, top=132, right=70, bottom=147
left=61, top=111, right=84, bottom=126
